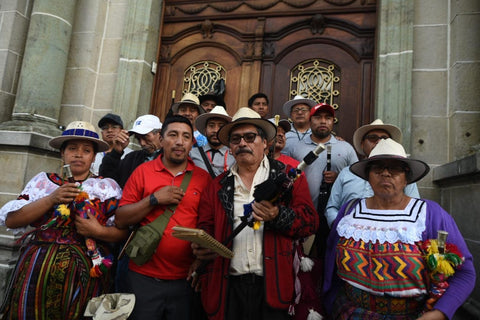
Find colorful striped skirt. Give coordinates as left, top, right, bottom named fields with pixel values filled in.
left=4, top=241, right=109, bottom=320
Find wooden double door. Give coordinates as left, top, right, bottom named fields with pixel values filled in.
left=152, top=0, right=377, bottom=144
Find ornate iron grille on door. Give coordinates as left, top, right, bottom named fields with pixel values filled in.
left=183, top=61, right=226, bottom=96
left=289, top=59, right=340, bottom=110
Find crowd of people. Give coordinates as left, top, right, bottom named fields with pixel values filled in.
left=0, top=92, right=475, bottom=320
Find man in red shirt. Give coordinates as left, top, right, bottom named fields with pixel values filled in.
left=116, top=115, right=212, bottom=320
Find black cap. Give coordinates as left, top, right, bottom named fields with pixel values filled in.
left=98, top=113, right=124, bottom=128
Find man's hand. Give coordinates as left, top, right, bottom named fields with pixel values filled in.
left=252, top=200, right=279, bottom=222
left=191, top=242, right=218, bottom=261
left=112, top=129, right=130, bottom=154
left=152, top=186, right=185, bottom=206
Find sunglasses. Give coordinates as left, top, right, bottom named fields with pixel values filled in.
left=364, top=134, right=390, bottom=143
left=229, top=132, right=258, bottom=144
left=368, top=162, right=409, bottom=176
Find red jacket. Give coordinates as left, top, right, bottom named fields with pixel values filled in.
left=197, top=159, right=318, bottom=320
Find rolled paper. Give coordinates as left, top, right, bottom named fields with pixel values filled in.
left=437, top=230, right=448, bottom=254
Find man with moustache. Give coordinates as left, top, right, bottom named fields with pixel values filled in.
left=190, top=106, right=235, bottom=177
left=100, top=114, right=163, bottom=188
left=115, top=115, right=212, bottom=320
left=192, top=108, right=318, bottom=320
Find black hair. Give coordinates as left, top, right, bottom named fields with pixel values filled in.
left=248, top=92, right=269, bottom=108
left=161, top=115, right=194, bottom=137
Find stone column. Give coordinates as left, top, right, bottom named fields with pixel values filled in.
left=113, top=0, right=162, bottom=129
left=375, top=0, right=414, bottom=152
left=0, top=0, right=77, bottom=136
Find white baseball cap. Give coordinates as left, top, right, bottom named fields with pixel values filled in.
left=128, top=115, right=162, bottom=135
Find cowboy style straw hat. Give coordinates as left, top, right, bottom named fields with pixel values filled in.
left=217, top=107, right=277, bottom=146
left=171, top=92, right=205, bottom=114
left=350, top=138, right=430, bottom=184
left=49, top=121, right=110, bottom=152
left=352, top=119, right=402, bottom=156
left=195, top=105, right=232, bottom=136
left=282, top=94, right=317, bottom=116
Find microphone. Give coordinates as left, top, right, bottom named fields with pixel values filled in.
left=297, top=143, right=325, bottom=172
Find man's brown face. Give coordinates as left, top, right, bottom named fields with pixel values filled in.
left=228, top=124, right=267, bottom=167
left=251, top=98, right=269, bottom=118
left=361, top=129, right=390, bottom=157
left=205, top=118, right=227, bottom=147
left=201, top=100, right=216, bottom=113
left=160, top=122, right=194, bottom=165
left=275, top=127, right=286, bottom=151
left=310, top=111, right=334, bottom=139
left=100, top=122, right=122, bottom=144
left=177, top=104, right=200, bottom=125
left=289, top=103, right=310, bottom=127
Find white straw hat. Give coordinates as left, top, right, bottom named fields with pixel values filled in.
left=171, top=92, right=204, bottom=114
left=350, top=138, right=430, bottom=184
left=353, top=119, right=402, bottom=156
left=49, top=121, right=109, bottom=152
left=195, top=106, right=231, bottom=136
left=217, top=107, right=277, bottom=146
left=282, top=95, right=317, bottom=116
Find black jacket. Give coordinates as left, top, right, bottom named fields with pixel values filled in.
left=99, top=149, right=159, bottom=188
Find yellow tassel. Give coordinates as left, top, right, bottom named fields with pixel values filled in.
left=253, top=221, right=261, bottom=230
left=57, top=204, right=70, bottom=218
left=436, top=257, right=455, bottom=277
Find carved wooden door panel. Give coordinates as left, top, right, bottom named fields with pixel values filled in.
left=152, top=0, right=377, bottom=144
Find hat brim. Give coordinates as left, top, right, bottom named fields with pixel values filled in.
left=128, top=127, right=156, bottom=135
left=353, top=124, right=402, bottom=156
left=98, top=116, right=123, bottom=129
left=195, top=113, right=232, bottom=136
left=49, top=136, right=110, bottom=153
left=350, top=155, right=430, bottom=184
left=217, top=118, right=277, bottom=146
left=282, top=98, right=317, bottom=116
left=171, top=101, right=205, bottom=115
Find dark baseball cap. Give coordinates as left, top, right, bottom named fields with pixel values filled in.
left=98, top=113, right=124, bottom=128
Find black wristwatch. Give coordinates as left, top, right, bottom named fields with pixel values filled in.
left=149, top=193, right=159, bottom=206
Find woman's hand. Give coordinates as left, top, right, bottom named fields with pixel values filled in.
left=48, top=183, right=80, bottom=205
left=417, top=309, right=447, bottom=320
left=74, top=212, right=102, bottom=238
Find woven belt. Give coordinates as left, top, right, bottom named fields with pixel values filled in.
left=344, top=283, right=425, bottom=316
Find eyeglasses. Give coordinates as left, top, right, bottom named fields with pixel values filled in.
left=201, top=102, right=216, bottom=108
left=368, top=163, right=409, bottom=176
left=229, top=132, right=258, bottom=144
left=291, top=108, right=310, bottom=114
left=101, top=124, right=122, bottom=130
left=364, top=134, right=390, bottom=143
